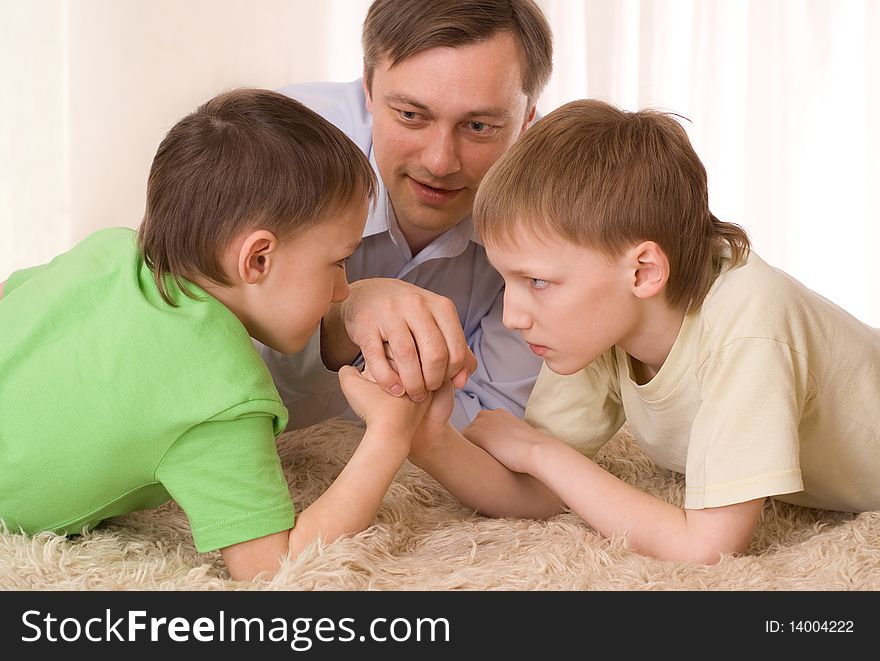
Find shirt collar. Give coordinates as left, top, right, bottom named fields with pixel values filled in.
left=363, top=147, right=393, bottom=239
left=363, top=145, right=478, bottom=260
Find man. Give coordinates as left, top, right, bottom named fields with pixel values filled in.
left=262, top=0, right=553, bottom=429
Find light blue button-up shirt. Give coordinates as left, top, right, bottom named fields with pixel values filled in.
left=260, top=79, right=542, bottom=430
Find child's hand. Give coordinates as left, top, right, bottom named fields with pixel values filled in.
left=338, top=365, right=432, bottom=440
left=461, top=409, right=545, bottom=475
left=410, top=379, right=455, bottom=455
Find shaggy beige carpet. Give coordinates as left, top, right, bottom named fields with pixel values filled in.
left=2, top=420, right=878, bottom=590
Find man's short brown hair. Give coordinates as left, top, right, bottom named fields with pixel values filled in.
left=138, top=88, right=376, bottom=305
left=362, top=0, right=553, bottom=105
left=474, top=99, right=751, bottom=310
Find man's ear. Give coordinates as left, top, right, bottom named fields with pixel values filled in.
left=238, top=230, right=279, bottom=285
left=627, top=241, right=669, bottom=300
left=362, top=74, right=373, bottom=112
left=521, top=104, right=537, bottom=135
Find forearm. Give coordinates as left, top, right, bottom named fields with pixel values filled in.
left=287, top=425, right=408, bottom=557
left=529, top=440, right=757, bottom=563
left=410, top=425, right=565, bottom=519
left=319, top=301, right=360, bottom=371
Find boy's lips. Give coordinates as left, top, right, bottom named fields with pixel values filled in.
left=528, top=343, right=549, bottom=356
left=407, top=176, right=464, bottom=205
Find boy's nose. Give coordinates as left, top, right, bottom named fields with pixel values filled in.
left=332, top=269, right=350, bottom=303
left=501, top=290, right=531, bottom=331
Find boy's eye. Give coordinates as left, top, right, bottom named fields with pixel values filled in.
left=336, top=257, right=348, bottom=269
left=399, top=110, right=420, bottom=121
left=529, top=278, right=550, bottom=290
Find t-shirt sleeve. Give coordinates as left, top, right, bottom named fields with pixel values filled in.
left=5, top=262, right=52, bottom=294
left=525, top=353, right=625, bottom=459
left=684, top=337, right=809, bottom=509
left=156, top=412, right=295, bottom=552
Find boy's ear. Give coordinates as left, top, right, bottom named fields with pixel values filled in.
left=628, top=241, right=669, bottom=300
left=238, top=230, right=279, bottom=285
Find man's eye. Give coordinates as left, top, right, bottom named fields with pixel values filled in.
left=469, top=121, right=500, bottom=134
left=400, top=110, right=419, bottom=121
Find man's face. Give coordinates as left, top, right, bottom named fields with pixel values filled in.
left=365, top=32, right=534, bottom=247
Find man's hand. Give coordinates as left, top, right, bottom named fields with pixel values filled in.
left=322, top=278, right=477, bottom=402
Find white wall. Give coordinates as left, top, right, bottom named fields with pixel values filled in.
left=1, top=1, right=70, bottom=268
left=1, top=0, right=370, bottom=276
left=2, top=0, right=878, bottom=325
left=537, top=0, right=880, bottom=326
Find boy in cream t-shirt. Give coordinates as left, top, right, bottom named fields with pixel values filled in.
left=404, top=98, right=880, bottom=563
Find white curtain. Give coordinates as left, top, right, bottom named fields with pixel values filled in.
left=2, top=0, right=878, bottom=325
left=537, top=0, right=880, bottom=325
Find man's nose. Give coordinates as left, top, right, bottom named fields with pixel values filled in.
left=419, top=126, right=461, bottom=179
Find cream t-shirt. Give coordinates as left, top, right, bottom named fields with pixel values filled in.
left=525, top=252, right=880, bottom=512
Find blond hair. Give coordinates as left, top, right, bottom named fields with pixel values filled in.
left=474, top=99, right=750, bottom=310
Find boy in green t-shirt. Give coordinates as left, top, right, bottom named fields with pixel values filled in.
left=0, top=88, right=451, bottom=581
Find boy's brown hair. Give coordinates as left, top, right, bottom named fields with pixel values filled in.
left=362, top=0, right=553, bottom=106
left=474, top=98, right=751, bottom=310
left=138, top=88, right=377, bottom=305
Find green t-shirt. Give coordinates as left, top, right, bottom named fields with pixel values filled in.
left=0, top=228, right=295, bottom=552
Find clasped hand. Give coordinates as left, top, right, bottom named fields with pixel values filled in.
left=339, top=365, right=455, bottom=452
left=338, top=278, right=478, bottom=401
